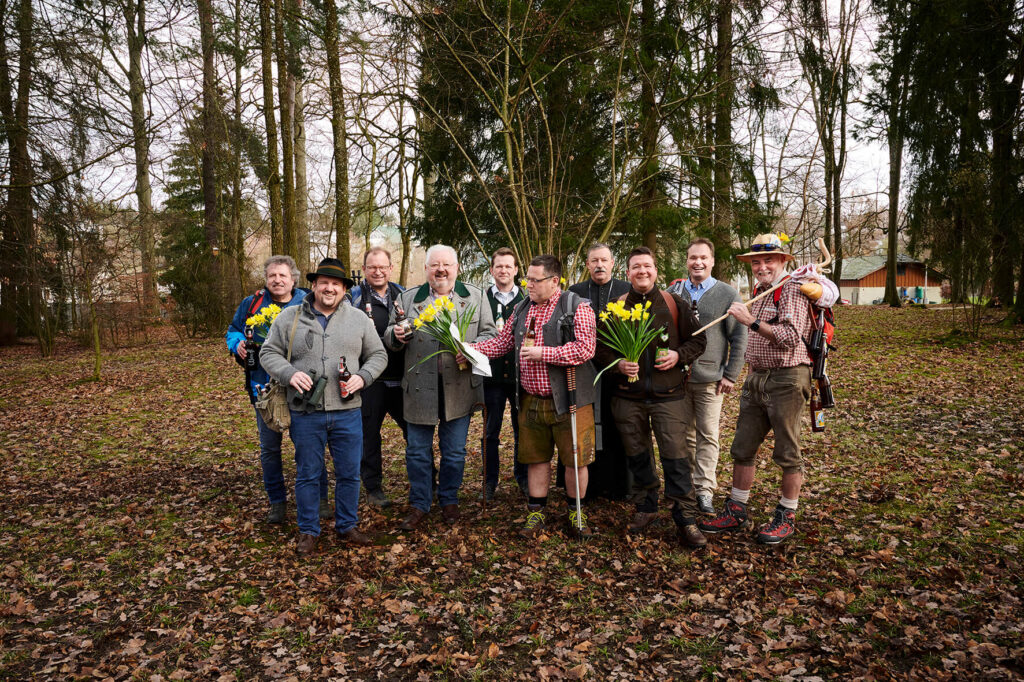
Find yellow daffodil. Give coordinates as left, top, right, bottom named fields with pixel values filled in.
left=599, top=311, right=610, bottom=322
left=644, top=300, right=652, bottom=309
left=631, top=308, right=642, bottom=321
left=642, top=312, right=650, bottom=320
left=559, top=277, right=567, bottom=287
left=779, top=232, right=791, bottom=244
left=414, top=318, right=424, bottom=329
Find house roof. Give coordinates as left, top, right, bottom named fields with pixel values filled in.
left=838, top=253, right=933, bottom=281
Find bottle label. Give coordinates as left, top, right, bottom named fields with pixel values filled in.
left=813, top=410, right=825, bottom=430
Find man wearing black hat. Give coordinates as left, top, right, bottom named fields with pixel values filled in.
left=261, top=258, right=389, bottom=555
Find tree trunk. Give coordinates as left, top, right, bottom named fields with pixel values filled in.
left=274, top=0, right=297, bottom=259
left=711, top=0, right=733, bottom=277
left=124, top=0, right=158, bottom=320
left=639, top=0, right=660, bottom=254
left=198, top=0, right=222, bottom=322
left=258, top=0, right=283, bottom=254
left=229, top=0, right=244, bottom=302
left=322, top=0, right=351, bottom=266
left=294, top=78, right=309, bottom=273
left=883, top=67, right=906, bottom=307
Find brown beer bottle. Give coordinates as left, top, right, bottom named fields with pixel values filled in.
left=339, top=356, right=354, bottom=401
left=523, top=317, right=537, bottom=347
left=810, top=385, right=825, bottom=432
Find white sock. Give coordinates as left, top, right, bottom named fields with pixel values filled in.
left=730, top=488, right=750, bottom=505
left=779, top=496, right=799, bottom=511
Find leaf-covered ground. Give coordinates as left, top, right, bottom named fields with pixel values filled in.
left=1, top=307, right=1022, bottom=680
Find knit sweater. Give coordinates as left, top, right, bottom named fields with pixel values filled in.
left=259, top=297, right=388, bottom=411
left=668, top=279, right=747, bottom=384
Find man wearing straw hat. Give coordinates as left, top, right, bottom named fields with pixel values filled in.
left=699, top=233, right=814, bottom=545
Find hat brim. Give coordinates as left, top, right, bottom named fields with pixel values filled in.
left=736, top=250, right=794, bottom=263
left=307, top=271, right=356, bottom=289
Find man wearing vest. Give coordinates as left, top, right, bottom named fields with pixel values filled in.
left=260, top=258, right=389, bottom=555
left=594, top=246, right=708, bottom=548
left=350, top=247, right=407, bottom=509
left=667, top=238, right=748, bottom=514
left=386, top=245, right=496, bottom=531
left=482, top=247, right=527, bottom=500
left=699, top=233, right=814, bottom=545
left=567, top=243, right=630, bottom=501
left=226, top=255, right=329, bottom=524
left=472, top=254, right=598, bottom=539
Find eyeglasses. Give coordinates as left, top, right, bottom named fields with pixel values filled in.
left=750, top=243, right=781, bottom=252
left=525, top=275, right=557, bottom=285
left=364, top=265, right=391, bottom=272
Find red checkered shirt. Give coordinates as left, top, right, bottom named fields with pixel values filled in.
left=474, top=290, right=596, bottom=396
left=745, top=278, right=813, bottom=370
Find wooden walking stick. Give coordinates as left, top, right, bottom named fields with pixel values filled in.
left=567, top=366, right=583, bottom=531
left=692, top=238, right=833, bottom=336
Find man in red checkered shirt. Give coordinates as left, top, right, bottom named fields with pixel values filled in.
left=471, top=254, right=598, bottom=539
left=700, top=233, right=814, bottom=545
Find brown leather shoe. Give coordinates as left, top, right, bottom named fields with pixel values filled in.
left=398, top=508, right=427, bottom=532
left=677, top=523, right=707, bottom=549
left=336, top=527, right=373, bottom=546
left=627, top=511, right=659, bottom=534
left=296, top=533, right=318, bottom=555
left=441, top=504, right=460, bottom=525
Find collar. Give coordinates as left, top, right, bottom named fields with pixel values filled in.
left=532, top=289, right=561, bottom=312
left=686, top=276, right=715, bottom=292
left=412, top=280, right=471, bottom=303
left=490, top=284, right=519, bottom=301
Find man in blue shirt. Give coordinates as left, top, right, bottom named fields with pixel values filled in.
left=226, top=255, right=328, bottom=524
left=668, top=239, right=747, bottom=514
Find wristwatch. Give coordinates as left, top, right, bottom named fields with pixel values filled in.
left=750, top=320, right=761, bottom=333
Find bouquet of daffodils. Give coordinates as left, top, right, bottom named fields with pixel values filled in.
left=245, top=304, right=283, bottom=342
left=594, top=299, right=663, bottom=383
left=412, top=295, right=477, bottom=370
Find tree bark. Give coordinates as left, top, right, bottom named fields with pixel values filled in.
left=274, top=0, right=297, bottom=259
left=294, top=78, right=309, bottom=273
left=258, top=0, right=283, bottom=254
left=322, top=0, right=351, bottom=266
left=712, top=0, right=733, bottom=277
left=198, top=0, right=222, bottom=322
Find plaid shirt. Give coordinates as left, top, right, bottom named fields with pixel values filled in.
left=745, top=278, right=813, bottom=370
left=474, top=290, right=596, bottom=396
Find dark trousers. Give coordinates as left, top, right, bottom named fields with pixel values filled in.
left=559, top=388, right=631, bottom=499
left=360, top=381, right=407, bottom=493
left=483, top=382, right=527, bottom=490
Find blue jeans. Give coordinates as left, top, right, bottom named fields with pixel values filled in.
left=406, top=414, right=471, bottom=512
left=289, top=409, right=363, bottom=536
left=254, top=408, right=328, bottom=504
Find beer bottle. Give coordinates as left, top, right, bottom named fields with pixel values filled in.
left=394, top=300, right=414, bottom=336
left=810, top=385, right=825, bottom=432
left=244, top=325, right=258, bottom=370
left=523, top=317, right=537, bottom=347
left=339, top=356, right=355, bottom=401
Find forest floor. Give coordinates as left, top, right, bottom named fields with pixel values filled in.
left=1, top=306, right=1022, bottom=680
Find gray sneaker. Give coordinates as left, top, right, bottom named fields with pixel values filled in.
left=697, top=493, right=715, bottom=515
left=319, top=498, right=333, bottom=519
left=267, top=502, right=286, bottom=524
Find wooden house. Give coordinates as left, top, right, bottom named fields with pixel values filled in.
left=838, top=254, right=944, bottom=304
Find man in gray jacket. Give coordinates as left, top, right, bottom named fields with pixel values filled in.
left=386, top=245, right=496, bottom=532
left=261, top=258, right=388, bottom=555
left=668, top=238, right=747, bottom=513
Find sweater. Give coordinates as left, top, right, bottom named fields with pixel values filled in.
left=259, top=297, right=388, bottom=411
left=668, top=279, right=748, bottom=384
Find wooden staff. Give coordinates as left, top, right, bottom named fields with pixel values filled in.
left=692, top=238, right=833, bottom=336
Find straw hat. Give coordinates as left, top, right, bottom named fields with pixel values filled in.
left=736, top=233, right=795, bottom=263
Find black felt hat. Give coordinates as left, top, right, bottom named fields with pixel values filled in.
left=306, top=257, right=356, bottom=288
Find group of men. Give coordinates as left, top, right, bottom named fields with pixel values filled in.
left=226, top=232, right=818, bottom=554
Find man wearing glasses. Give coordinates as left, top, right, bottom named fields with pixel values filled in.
left=471, top=255, right=598, bottom=539
left=700, top=233, right=814, bottom=545
left=386, top=245, right=496, bottom=532
left=350, top=247, right=407, bottom=509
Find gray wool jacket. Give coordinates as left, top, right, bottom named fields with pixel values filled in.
left=668, top=279, right=748, bottom=384
left=384, top=281, right=496, bottom=426
left=260, top=296, right=388, bottom=411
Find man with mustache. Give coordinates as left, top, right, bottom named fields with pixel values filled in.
left=567, top=243, right=630, bottom=500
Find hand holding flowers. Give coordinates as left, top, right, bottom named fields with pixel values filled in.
left=410, top=295, right=477, bottom=371
left=595, top=299, right=664, bottom=383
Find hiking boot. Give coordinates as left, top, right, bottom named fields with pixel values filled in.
left=478, top=484, right=497, bottom=502
left=336, top=527, right=373, bottom=546
left=697, top=492, right=715, bottom=515
left=567, top=509, right=593, bottom=540
left=699, top=498, right=749, bottom=534
left=519, top=509, right=546, bottom=539
left=266, top=502, right=286, bottom=524
left=627, top=511, right=659, bottom=534
left=398, top=508, right=427, bottom=532
left=296, top=533, right=318, bottom=555
left=441, top=504, right=461, bottom=525
left=319, top=498, right=332, bottom=519
left=366, top=489, right=392, bottom=509
left=757, top=506, right=797, bottom=545
left=677, top=523, right=707, bottom=549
